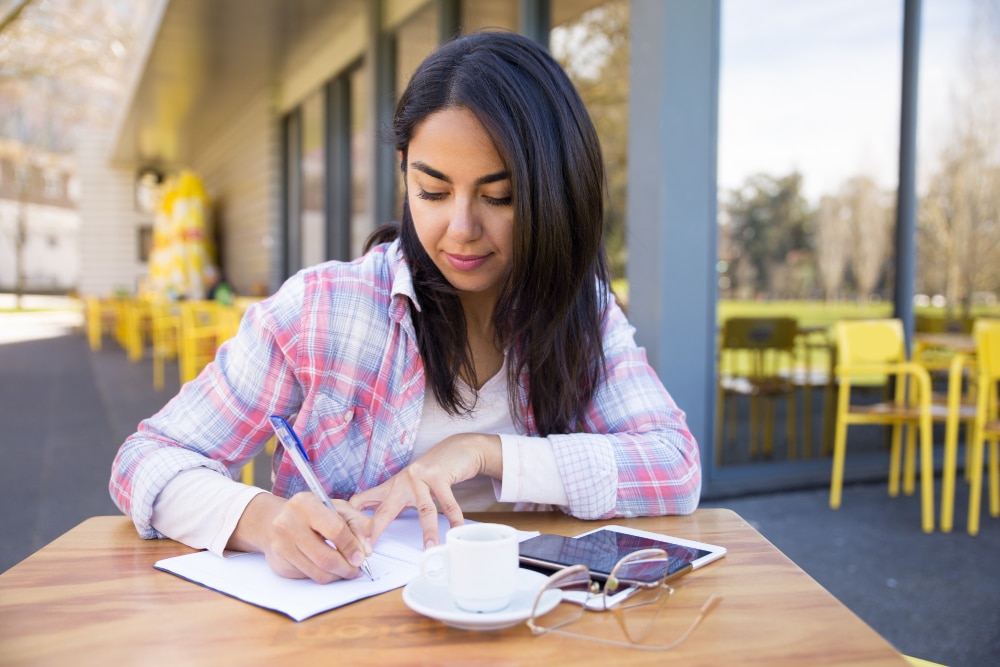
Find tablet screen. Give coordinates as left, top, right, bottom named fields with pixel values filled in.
left=519, top=527, right=723, bottom=582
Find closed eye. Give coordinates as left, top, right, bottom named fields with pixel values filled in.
left=416, top=189, right=447, bottom=202
left=484, top=195, right=512, bottom=207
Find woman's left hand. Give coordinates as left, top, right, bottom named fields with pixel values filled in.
left=349, top=433, right=501, bottom=549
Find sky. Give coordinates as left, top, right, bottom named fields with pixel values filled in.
left=718, top=0, right=977, bottom=203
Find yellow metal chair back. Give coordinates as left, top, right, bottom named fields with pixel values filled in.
left=149, top=300, right=180, bottom=390
left=84, top=296, right=117, bottom=351
left=830, top=319, right=936, bottom=532
left=716, top=317, right=799, bottom=462
left=967, top=319, right=1000, bottom=535
left=178, top=300, right=258, bottom=486
left=178, top=301, right=224, bottom=385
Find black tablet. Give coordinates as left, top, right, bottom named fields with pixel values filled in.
left=518, top=525, right=726, bottom=584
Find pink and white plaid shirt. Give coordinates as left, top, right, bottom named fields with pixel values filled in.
left=110, top=241, right=701, bottom=539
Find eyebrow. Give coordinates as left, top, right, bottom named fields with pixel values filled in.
left=409, top=161, right=509, bottom=186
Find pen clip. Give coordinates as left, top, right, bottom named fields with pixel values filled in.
left=269, top=415, right=312, bottom=462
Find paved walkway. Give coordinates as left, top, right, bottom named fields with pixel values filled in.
left=0, top=308, right=996, bottom=666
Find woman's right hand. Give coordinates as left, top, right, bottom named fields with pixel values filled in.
left=228, top=492, right=373, bottom=584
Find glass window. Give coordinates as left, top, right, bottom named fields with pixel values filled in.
left=300, top=90, right=326, bottom=268
left=350, top=62, right=372, bottom=259
left=916, top=0, right=1000, bottom=311
left=718, top=0, right=903, bottom=305
left=715, top=0, right=906, bottom=469
left=551, top=0, right=630, bottom=283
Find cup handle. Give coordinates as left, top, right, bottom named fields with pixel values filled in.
left=420, top=544, right=449, bottom=584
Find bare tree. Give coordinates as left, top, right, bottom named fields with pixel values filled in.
left=0, top=0, right=150, bottom=304
left=843, top=175, right=893, bottom=304
left=917, top=0, right=1000, bottom=313
left=814, top=194, right=850, bottom=301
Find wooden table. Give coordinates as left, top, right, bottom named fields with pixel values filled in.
left=0, top=511, right=908, bottom=666
left=914, top=332, right=977, bottom=533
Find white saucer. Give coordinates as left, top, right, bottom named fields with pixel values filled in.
left=402, top=568, right=561, bottom=631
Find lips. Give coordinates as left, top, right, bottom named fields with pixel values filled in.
left=445, top=252, right=490, bottom=271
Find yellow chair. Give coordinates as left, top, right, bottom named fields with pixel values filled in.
left=829, top=319, right=935, bottom=533
left=915, top=313, right=974, bottom=334
left=216, top=305, right=243, bottom=342
left=717, top=317, right=798, bottom=461
left=787, top=325, right=835, bottom=459
left=149, top=301, right=181, bottom=390
left=913, top=330, right=979, bottom=532
left=178, top=300, right=224, bottom=385
left=119, top=298, right=152, bottom=362
left=240, top=437, right=277, bottom=487
left=84, top=296, right=117, bottom=351
left=966, top=319, right=1000, bottom=536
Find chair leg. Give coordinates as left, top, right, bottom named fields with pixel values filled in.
left=821, top=384, right=835, bottom=456
left=830, top=393, right=850, bottom=510
left=801, top=384, right=812, bottom=459
left=918, top=412, right=935, bottom=533
left=967, top=423, right=985, bottom=536
left=727, top=394, right=737, bottom=443
left=763, top=399, right=774, bottom=458
left=990, top=436, right=1000, bottom=519
left=786, top=393, right=797, bottom=461
left=241, top=458, right=255, bottom=486
left=902, top=424, right=916, bottom=497
left=715, top=387, right=725, bottom=465
left=888, top=424, right=903, bottom=498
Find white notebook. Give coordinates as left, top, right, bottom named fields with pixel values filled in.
left=154, top=511, right=538, bottom=621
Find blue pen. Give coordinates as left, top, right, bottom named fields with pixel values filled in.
left=268, top=415, right=374, bottom=580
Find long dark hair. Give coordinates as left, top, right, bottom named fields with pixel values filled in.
left=367, top=30, right=610, bottom=436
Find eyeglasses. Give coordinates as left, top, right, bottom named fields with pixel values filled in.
left=526, top=548, right=722, bottom=651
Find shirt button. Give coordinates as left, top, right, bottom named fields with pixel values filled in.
left=343, top=410, right=353, bottom=423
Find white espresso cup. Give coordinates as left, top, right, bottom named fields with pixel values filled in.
left=420, top=523, right=520, bottom=613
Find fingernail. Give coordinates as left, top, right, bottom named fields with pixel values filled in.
left=425, top=539, right=436, bottom=549
left=350, top=552, right=364, bottom=567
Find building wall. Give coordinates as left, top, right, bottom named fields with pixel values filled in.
left=189, top=89, right=279, bottom=296
left=0, top=201, right=80, bottom=291
left=76, top=128, right=151, bottom=297
left=0, top=142, right=81, bottom=291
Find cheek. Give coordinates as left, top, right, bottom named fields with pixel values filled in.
left=408, top=197, right=440, bottom=252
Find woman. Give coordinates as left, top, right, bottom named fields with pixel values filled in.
left=110, top=30, right=701, bottom=584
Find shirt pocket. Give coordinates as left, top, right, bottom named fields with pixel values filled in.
left=303, top=392, right=375, bottom=498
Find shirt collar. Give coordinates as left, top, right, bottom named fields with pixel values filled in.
left=387, top=239, right=422, bottom=322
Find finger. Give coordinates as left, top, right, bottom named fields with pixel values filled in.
left=308, top=499, right=370, bottom=573
left=288, top=494, right=362, bottom=581
left=370, top=495, right=406, bottom=545
left=415, top=483, right=454, bottom=549
left=270, top=496, right=355, bottom=583
left=349, top=484, right=387, bottom=511
left=334, top=499, right=374, bottom=556
left=435, top=487, right=466, bottom=530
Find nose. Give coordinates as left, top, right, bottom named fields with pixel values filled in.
left=447, top=195, right=482, bottom=242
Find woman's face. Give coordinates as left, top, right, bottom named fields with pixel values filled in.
left=406, top=107, right=514, bottom=304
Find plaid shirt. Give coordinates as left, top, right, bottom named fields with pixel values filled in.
left=110, top=241, right=701, bottom=539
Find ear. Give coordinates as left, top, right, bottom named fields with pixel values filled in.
left=398, top=150, right=406, bottom=174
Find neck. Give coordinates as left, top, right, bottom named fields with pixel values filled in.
left=459, top=291, right=497, bottom=340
